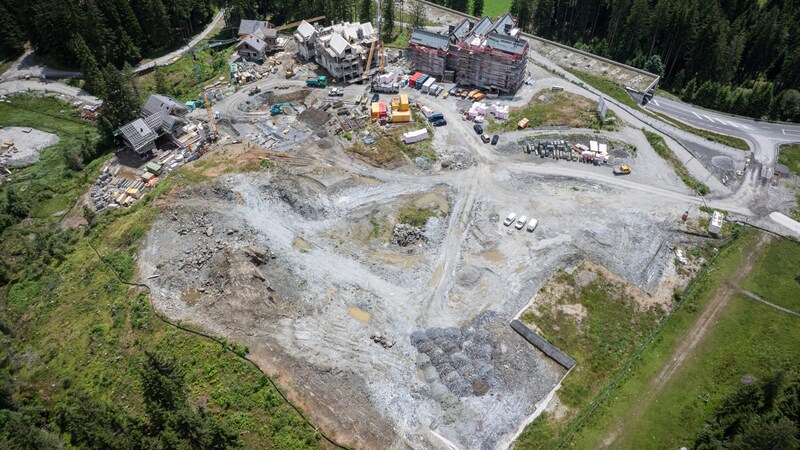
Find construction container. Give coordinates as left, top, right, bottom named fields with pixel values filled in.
left=422, top=77, right=436, bottom=93
left=400, top=94, right=409, bottom=111
left=403, top=128, right=428, bottom=144
left=391, top=110, right=412, bottom=123
left=589, top=141, right=599, bottom=152
left=420, top=105, right=434, bottom=118
left=415, top=74, right=429, bottom=89
left=409, top=72, right=423, bottom=87
left=371, top=102, right=387, bottom=119
left=391, top=96, right=401, bottom=111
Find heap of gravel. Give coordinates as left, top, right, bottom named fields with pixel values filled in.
left=392, top=223, right=426, bottom=247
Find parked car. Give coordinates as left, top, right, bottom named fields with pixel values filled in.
left=432, top=119, right=447, bottom=127
left=526, top=218, right=539, bottom=232
left=473, top=124, right=483, bottom=134
left=515, top=216, right=528, bottom=230
left=371, top=93, right=380, bottom=102
left=481, top=134, right=490, bottom=144
left=427, top=113, right=444, bottom=122
left=503, top=213, right=516, bottom=227
left=328, top=88, right=344, bottom=96
left=491, top=134, right=499, bottom=145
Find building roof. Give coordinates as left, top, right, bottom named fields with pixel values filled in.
left=489, top=13, right=517, bottom=35
left=237, top=36, right=268, bottom=53
left=238, top=19, right=269, bottom=36
left=471, top=17, right=493, bottom=36
left=409, top=29, right=450, bottom=51
left=118, top=118, right=157, bottom=152
left=485, top=33, right=527, bottom=55
left=296, top=21, right=316, bottom=39
left=328, top=33, right=351, bottom=57
left=450, top=19, right=473, bottom=41
left=141, top=94, right=186, bottom=118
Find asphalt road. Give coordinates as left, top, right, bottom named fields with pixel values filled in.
left=133, top=8, right=227, bottom=74
left=644, top=96, right=800, bottom=159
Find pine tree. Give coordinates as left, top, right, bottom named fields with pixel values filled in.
left=359, top=0, right=372, bottom=24
left=96, top=64, right=140, bottom=141
left=410, top=1, right=426, bottom=30
left=154, top=67, right=171, bottom=96
left=68, top=36, right=106, bottom=94
left=382, top=0, right=394, bottom=39
left=510, top=0, right=532, bottom=31
left=471, top=0, right=483, bottom=17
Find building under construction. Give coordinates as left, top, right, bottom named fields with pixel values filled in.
left=408, top=13, right=528, bottom=94
left=294, top=20, right=378, bottom=81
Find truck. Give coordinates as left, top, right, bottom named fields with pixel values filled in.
left=306, top=76, right=328, bottom=87
left=613, top=165, right=632, bottom=175
left=371, top=82, right=400, bottom=94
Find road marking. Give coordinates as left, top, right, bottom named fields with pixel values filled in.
left=725, top=121, right=741, bottom=129
left=652, top=99, right=659, bottom=106
left=692, top=111, right=703, bottom=119
left=784, top=129, right=800, bottom=136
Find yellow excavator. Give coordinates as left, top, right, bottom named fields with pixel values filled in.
left=613, top=165, right=631, bottom=175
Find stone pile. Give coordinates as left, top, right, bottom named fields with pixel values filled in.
left=392, top=224, right=426, bottom=247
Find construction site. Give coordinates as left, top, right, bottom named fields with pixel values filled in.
left=46, top=7, right=796, bottom=449
left=408, top=14, right=529, bottom=94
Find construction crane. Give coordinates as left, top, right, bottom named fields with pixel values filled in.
left=362, top=40, right=377, bottom=81
left=187, top=44, right=218, bottom=141
left=275, top=16, right=326, bottom=31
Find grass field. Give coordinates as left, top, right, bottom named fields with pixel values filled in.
left=564, top=68, right=640, bottom=110
left=487, top=91, right=601, bottom=133
left=477, top=0, right=513, bottom=18
left=0, top=96, right=103, bottom=221
left=136, top=28, right=236, bottom=103
left=778, top=143, right=800, bottom=176
left=643, top=129, right=710, bottom=195
left=515, top=265, right=665, bottom=448
left=564, top=233, right=800, bottom=448
left=741, top=238, right=800, bottom=312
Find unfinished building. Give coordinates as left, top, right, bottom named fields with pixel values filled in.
left=115, top=94, right=190, bottom=158
left=294, top=20, right=378, bottom=81
left=408, top=13, right=529, bottom=94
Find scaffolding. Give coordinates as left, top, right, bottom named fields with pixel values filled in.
left=407, top=14, right=528, bottom=94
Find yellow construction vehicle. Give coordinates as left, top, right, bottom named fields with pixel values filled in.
left=286, top=66, right=295, bottom=78
left=613, top=165, right=632, bottom=175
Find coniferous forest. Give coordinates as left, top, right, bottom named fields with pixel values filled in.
left=2, top=0, right=799, bottom=120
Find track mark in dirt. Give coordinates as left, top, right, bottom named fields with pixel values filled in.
left=600, top=233, right=771, bottom=447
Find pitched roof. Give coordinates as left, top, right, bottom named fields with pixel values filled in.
left=450, top=19, right=473, bottom=41
left=471, top=17, right=493, bottom=36
left=485, top=33, right=527, bottom=55
left=237, top=36, right=268, bottom=53
left=328, top=33, right=351, bottom=57
left=489, top=13, right=517, bottom=36
left=409, top=29, right=450, bottom=51
left=296, top=21, right=316, bottom=39
left=238, top=19, right=269, bottom=36
left=141, top=94, right=186, bottom=118
left=118, top=118, right=157, bottom=152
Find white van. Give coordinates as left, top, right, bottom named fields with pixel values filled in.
left=526, top=218, right=539, bottom=232
left=503, top=213, right=516, bottom=227
left=515, top=216, right=528, bottom=230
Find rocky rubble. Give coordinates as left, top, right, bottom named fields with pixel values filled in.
left=391, top=224, right=426, bottom=247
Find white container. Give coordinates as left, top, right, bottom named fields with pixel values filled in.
left=403, top=128, right=429, bottom=144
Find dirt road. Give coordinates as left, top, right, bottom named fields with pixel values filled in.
left=600, top=232, right=771, bottom=447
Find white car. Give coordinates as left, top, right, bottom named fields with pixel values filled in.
left=515, top=216, right=528, bottom=230
left=526, top=218, right=539, bottom=232
left=503, top=213, right=516, bottom=227
left=328, top=88, right=343, bottom=96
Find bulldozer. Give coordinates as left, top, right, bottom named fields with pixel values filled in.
left=270, top=102, right=298, bottom=115
left=613, top=164, right=632, bottom=175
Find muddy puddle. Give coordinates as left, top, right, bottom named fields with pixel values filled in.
left=348, top=306, right=371, bottom=322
